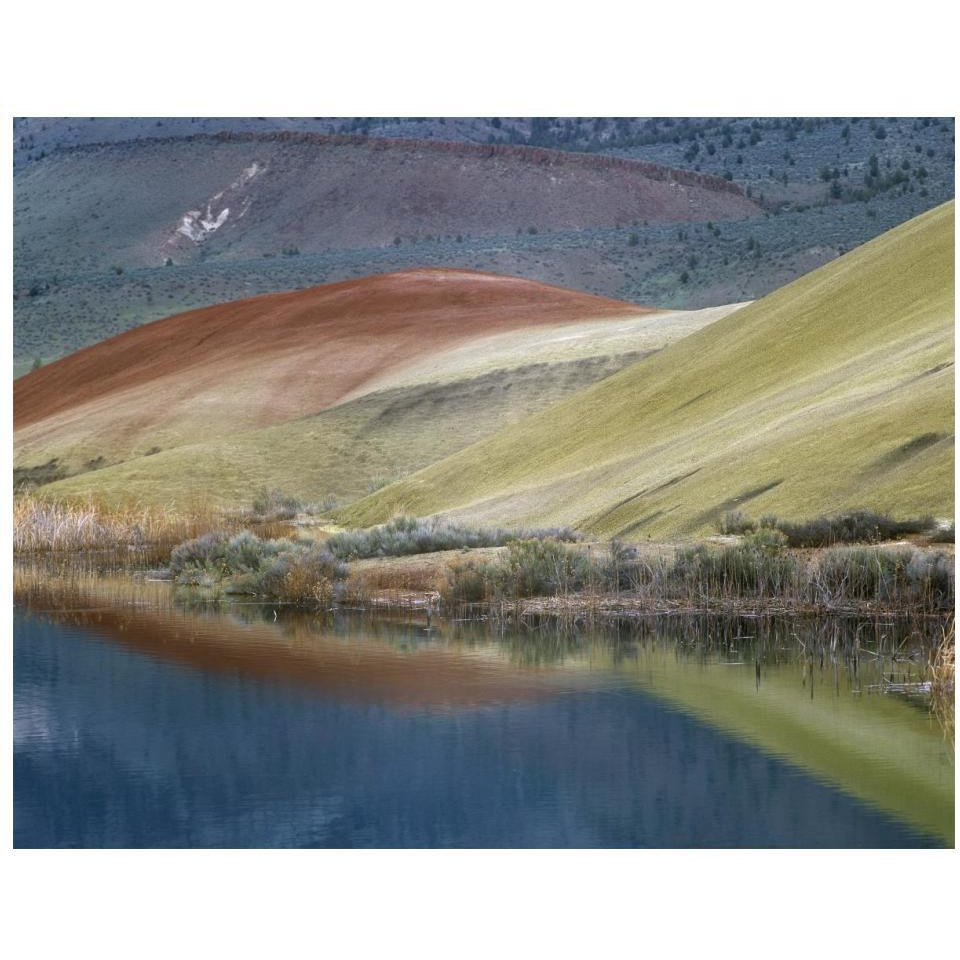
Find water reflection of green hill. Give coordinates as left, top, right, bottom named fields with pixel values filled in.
left=605, top=640, right=953, bottom=846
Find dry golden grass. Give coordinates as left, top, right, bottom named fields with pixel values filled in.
left=12, top=494, right=227, bottom=554
left=343, top=550, right=478, bottom=607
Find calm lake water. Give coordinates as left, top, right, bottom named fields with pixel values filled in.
left=13, top=567, right=955, bottom=848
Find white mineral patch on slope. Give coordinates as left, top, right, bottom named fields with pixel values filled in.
left=177, top=206, right=231, bottom=241
left=169, top=162, right=264, bottom=247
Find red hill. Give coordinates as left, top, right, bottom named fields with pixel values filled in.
left=14, top=268, right=648, bottom=466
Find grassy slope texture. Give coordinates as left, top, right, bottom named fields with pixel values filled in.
left=343, top=201, right=955, bottom=537
left=17, top=272, right=737, bottom=505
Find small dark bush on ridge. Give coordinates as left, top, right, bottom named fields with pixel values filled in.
left=774, top=510, right=932, bottom=547
left=718, top=510, right=754, bottom=535
left=325, top=516, right=580, bottom=560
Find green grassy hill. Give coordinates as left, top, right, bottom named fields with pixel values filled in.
left=33, top=354, right=638, bottom=507
left=341, top=202, right=955, bottom=537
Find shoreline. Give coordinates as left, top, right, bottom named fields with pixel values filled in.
left=14, top=539, right=955, bottom=621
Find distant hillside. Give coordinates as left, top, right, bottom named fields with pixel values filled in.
left=341, top=202, right=955, bottom=536
left=14, top=118, right=953, bottom=373
left=14, top=133, right=756, bottom=278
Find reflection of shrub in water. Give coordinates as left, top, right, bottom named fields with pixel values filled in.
left=930, top=622, right=955, bottom=745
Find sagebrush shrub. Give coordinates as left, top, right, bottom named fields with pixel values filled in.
left=251, top=486, right=301, bottom=520
left=499, top=538, right=592, bottom=597
left=169, top=531, right=346, bottom=599
left=325, top=516, right=580, bottom=560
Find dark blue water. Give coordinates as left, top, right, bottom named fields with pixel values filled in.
left=14, top=612, right=944, bottom=848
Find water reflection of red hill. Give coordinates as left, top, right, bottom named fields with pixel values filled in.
left=17, top=588, right=562, bottom=710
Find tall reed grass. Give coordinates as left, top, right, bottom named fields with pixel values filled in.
left=930, top=620, right=955, bottom=745
left=13, top=495, right=223, bottom=555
